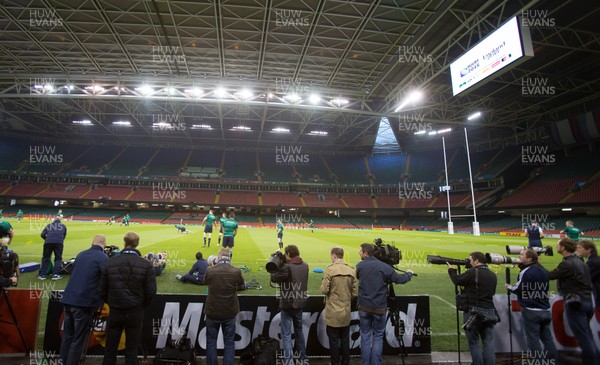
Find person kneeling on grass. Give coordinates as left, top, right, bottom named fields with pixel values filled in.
left=145, top=252, right=167, bottom=276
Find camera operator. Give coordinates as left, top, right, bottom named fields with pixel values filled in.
left=356, top=243, right=412, bottom=365
left=38, top=216, right=67, bottom=280
left=446, top=252, right=498, bottom=365
left=525, top=220, right=544, bottom=249
left=59, top=234, right=108, bottom=365
left=506, top=249, right=556, bottom=362
left=204, top=248, right=245, bottom=365
left=279, top=244, right=309, bottom=365
left=320, top=247, right=357, bottom=365
left=548, top=238, right=599, bottom=365
left=0, top=232, right=17, bottom=288
left=100, top=232, right=157, bottom=365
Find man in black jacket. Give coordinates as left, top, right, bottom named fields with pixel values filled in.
left=549, top=238, right=599, bottom=365
left=447, top=252, right=498, bottom=365
left=204, top=248, right=245, bottom=365
left=577, top=240, right=600, bottom=309
left=100, top=232, right=156, bottom=365
left=506, top=249, right=556, bottom=362
left=279, top=245, right=309, bottom=365
left=38, top=216, right=67, bottom=280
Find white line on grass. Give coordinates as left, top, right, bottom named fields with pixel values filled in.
left=430, top=294, right=456, bottom=309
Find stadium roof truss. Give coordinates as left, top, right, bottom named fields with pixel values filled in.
left=0, top=0, right=598, bottom=154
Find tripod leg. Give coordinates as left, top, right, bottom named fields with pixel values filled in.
left=1, top=290, right=31, bottom=355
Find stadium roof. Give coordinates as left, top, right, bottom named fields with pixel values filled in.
left=0, top=0, right=598, bottom=154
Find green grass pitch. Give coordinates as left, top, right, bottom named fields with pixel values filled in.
left=7, top=219, right=564, bottom=351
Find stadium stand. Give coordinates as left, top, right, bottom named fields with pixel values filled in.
left=302, top=192, right=344, bottom=208
left=218, top=190, right=260, bottom=206
left=325, top=155, right=368, bottom=184
left=368, top=154, right=406, bottom=185
left=223, top=151, right=257, bottom=180
left=261, top=192, right=303, bottom=207
left=145, top=148, right=189, bottom=176
left=107, top=146, right=156, bottom=176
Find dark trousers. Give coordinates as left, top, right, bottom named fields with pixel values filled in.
left=60, top=305, right=95, bottom=365
left=326, top=325, right=350, bottom=365
left=40, top=243, right=63, bottom=276
left=102, top=307, right=144, bottom=365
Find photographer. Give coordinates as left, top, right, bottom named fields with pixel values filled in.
left=0, top=231, right=17, bottom=288
left=506, top=249, right=556, bottom=362
left=447, top=252, right=498, bottom=365
left=38, top=216, right=67, bottom=280
left=356, top=243, right=412, bottom=365
left=279, top=244, right=309, bottom=365
left=60, top=234, right=108, bottom=365
left=548, top=238, right=599, bottom=365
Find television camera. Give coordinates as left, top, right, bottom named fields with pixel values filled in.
left=506, top=245, right=553, bottom=256
left=265, top=251, right=290, bottom=285
left=0, top=244, right=18, bottom=286
left=372, top=238, right=402, bottom=266
left=104, top=245, right=121, bottom=257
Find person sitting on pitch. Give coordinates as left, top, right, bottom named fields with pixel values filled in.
left=176, top=252, right=209, bottom=285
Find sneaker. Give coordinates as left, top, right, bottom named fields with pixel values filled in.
left=202, top=245, right=206, bottom=248
left=51, top=275, right=62, bottom=280
left=175, top=275, right=182, bottom=281
left=37, top=275, right=46, bottom=280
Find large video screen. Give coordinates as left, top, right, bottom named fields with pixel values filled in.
left=450, top=16, right=533, bottom=96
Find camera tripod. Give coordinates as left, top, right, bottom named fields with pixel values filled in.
left=0, top=288, right=31, bottom=355
left=387, top=283, right=407, bottom=365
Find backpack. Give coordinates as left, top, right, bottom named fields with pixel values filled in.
left=240, top=335, right=279, bottom=365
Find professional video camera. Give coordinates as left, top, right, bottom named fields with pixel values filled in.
left=265, top=251, right=290, bottom=284
left=0, top=245, right=19, bottom=286
left=506, top=245, right=553, bottom=256
left=485, top=252, right=521, bottom=265
left=373, top=238, right=402, bottom=266
left=104, top=245, right=120, bottom=257
left=427, top=254, right=471, bottom=267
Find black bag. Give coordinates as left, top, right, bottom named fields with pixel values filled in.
left=59, top=258, right=75, bottom=275
left=240, top=335, right=279, bottom=365
left=269, top=264, right=291, bottom=284
left=154, top=336, right=196, bottom=365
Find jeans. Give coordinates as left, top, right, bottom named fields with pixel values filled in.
left=521, top=307, right=557, bottom=361
left=327, top=325, right=350, bottom=365
left=280, top=309, right=307, bottom=364
left=206, top=316, right=236, bottom=365
left=564, top=299, right=600, bottom=365
left=102, top=307, right=144, bottom=365
left=39, top=243, right=63, bottom=276
left=60, top=305, right=95, bottom=365
left=463, top=311, right=495, bottom=365
left=358, top=310, right=386, bottom=365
